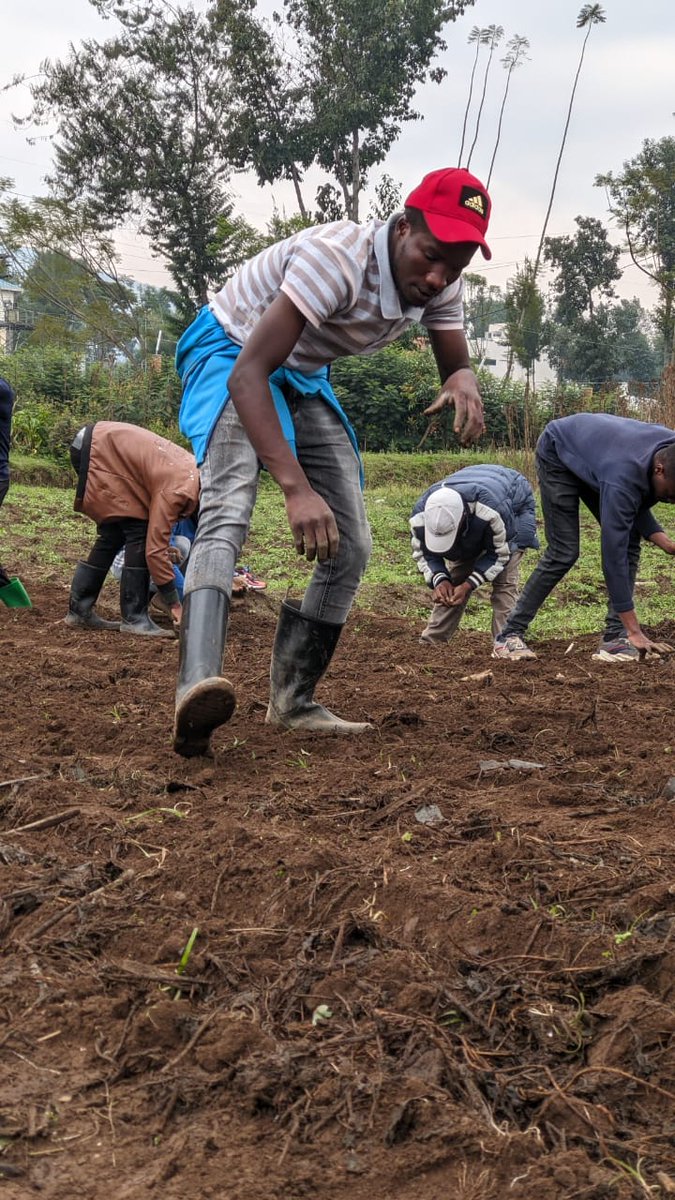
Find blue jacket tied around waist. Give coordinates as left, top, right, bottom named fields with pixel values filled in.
left=176, top=306, right=363, bottom=485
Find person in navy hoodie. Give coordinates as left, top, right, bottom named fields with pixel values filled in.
left=0, top=378, right=16, bottom=592
left=493, top=413, right=675, bottom=662
left=410, top=464, right=539, bottom=646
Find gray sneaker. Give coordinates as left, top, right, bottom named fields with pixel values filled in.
left=592, top=637, right=639, bottom=663
left=492, top=635, right=536, bottom=660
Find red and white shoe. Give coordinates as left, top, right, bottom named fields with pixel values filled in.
left=234, top=566, right=267, bottom=591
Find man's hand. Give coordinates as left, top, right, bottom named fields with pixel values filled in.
left=170, top=601, right=183, bottom=627
left=168, top=545, right=182, bottom=564
left=432, top=580, right=454, bottom=607
left=650, top=531, right=675, bottom=555
left=626, top=630, right=673, bottom=658
left=424, top=368, right=484, bottom=446
left=447, top=580, right=472, bottom=607
left=285, top=486, right=340, bottom=562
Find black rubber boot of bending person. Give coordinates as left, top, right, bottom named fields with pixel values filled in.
left=65, top=561, right=121, bottom=631
left=173, top=588, right=236, bottom=757
left=119, top=567, right=174, bottom=638
left=265, top=598, right=372, bottom=734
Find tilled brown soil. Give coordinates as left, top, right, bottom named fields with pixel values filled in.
left=2, top=578, right=675, bottom=1199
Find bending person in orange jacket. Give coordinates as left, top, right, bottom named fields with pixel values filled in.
left=66, top=421, right=199, bottom=637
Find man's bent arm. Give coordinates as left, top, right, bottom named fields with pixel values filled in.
left=227, top=293, right=339, bottom=561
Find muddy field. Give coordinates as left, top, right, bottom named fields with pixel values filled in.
left=2, top=571, right=675, bottom=1200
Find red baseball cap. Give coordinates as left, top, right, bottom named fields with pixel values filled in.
left=405, top=168, right=492, bottom=259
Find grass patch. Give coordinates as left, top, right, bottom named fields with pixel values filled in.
left=4, top=449, right=675, bottom=638
left=9, top=454, right=72, bottom=489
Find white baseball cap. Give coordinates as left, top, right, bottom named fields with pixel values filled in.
left=424, top=487, right=465, bottom=554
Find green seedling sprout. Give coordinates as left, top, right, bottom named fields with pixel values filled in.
left=312, top=1004, right=332, bottom=1027
left=177, top=927, right=199, bottom=976
left=614, top=929, right=634, bottom=946
left=605, top=1155, right=653, bottom=1196
left=171, top=926, right=199, bottom=1001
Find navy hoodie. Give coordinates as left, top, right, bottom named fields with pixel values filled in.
left=0, top=377, right=15, bottom=498
left=410, top=465, right=538, bottom=591
left=537, top=413, right=675, bottom=612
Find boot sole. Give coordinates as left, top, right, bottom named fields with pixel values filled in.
left=265, top=704, right=372, bottom=734
left=174, top=678, right=236, bottom=757
left=64, top=613, right=121, bottom=631
left=120, top=621, right=175, bottom=638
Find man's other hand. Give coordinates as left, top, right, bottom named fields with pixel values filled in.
left=424, top=368, right=485, bottom=446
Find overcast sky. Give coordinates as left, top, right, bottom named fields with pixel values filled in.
left=1, top=0, right=673, bottom=308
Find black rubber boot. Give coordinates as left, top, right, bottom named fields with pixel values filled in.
left=173, top=589, right=236, bottom=757
left=120, top=567, right=174, bottom=638
left=265, top=599, right=372, bottom=733
left=65, top=561, right=121, bottom=630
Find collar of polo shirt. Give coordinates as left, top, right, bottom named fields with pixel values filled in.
left=374, top=215, right=425, bottom=322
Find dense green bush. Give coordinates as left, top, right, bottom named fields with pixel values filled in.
left=3, top=341, right=665, bottom=462
left=331, top=348, right=535, bottom=453
left=2, top=347, right=182, bottom=458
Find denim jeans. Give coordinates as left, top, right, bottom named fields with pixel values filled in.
left=184, top=394, right=372, bottom=625
left=500, top=450, right=641, bottom=642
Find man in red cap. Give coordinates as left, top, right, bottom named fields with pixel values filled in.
left=173, top=167, right=492, bottom=757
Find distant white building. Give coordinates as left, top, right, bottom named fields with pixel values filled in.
left=0, top=279, right=30, bottom=353
left=479, top=322, right=556, bottom=386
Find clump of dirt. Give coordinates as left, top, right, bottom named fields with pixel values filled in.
left=2, top=577, right=675, bottom=1199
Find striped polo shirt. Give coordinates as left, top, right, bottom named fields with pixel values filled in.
left=209, top=216, right=464, bottom=373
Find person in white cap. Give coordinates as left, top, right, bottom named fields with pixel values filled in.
left=410, top=465, right=539, bottom=646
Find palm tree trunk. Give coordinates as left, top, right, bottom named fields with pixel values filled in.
left=467, top=30, right=503, bottom=171
left=350, top=129, right=360, bottom=223
left=487, top=66, right=514, bottom=188
left=533, top=23, right=594, bottom=279
left=457, top=39, right=482, bottom=166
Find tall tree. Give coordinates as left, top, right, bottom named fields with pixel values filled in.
left=368, top=174, right=403, bottom=221
left=503, top=258, right=546, bottom=390
left=457, top=26, right=489, bottom=167
left=532, top=4, right=606, bottom=280
left=21, top=0, right=234, bottom=313
left=20, top=0, right=476, bottom=304
left=465, top=24, right=504, bottom=172
left=595, top=136, right=675, bottom=365
left=277, top=0, right=476, bottom=221
left=543, top=214, right=623, bottom=385
left=544, top=215, right=621, bottom=321
left=0, top=185, right=150, bottom=361
left=486, top=35, right=530, bottom=188
left=210, top=0, right=315, bottom=218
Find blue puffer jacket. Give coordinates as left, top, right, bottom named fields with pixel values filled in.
left=410, top=464, right=539, bottom=590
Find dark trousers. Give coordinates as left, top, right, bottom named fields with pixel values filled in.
left=501, top=450, right=641, bottom=643
left=85, top=518, right=149, bottom=573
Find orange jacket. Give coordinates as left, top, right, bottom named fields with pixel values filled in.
left=75, top=422, right=199, bottom=590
